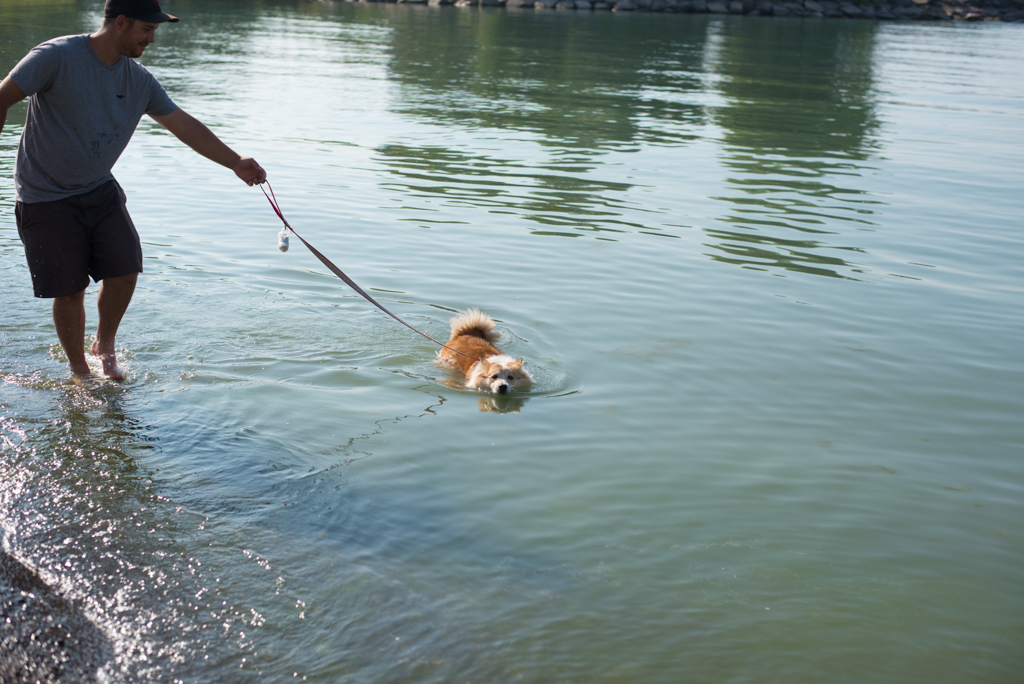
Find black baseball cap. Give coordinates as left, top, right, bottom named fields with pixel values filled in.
left=104, top=0, right=179, bottom=23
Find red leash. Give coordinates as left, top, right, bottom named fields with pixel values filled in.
left=259, top=183, right=477, bottom=361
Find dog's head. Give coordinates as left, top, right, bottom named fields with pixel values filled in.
left=467, top=355, right=532, bottom=395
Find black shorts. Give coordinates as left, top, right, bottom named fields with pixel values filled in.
left=15, top=180, right=143, bottom=299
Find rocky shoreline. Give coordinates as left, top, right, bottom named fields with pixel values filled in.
left=341, top=0, right=1024, bottom=22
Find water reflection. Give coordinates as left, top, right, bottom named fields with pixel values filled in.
left=375, top=10, right=888, bottom=268
left=375, top=143, right=639, bottom=237
left=376, top=11, right=717, bottom=237
left=386, top=11, right=712, bottom=149
left=478, top=394, right=527, bottom=413
left=708, top=18, right=882, bottom=279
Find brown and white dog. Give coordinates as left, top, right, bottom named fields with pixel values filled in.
left=438, top=309, right=532, bottom=395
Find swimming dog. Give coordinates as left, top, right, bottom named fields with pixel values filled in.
left=439, top=309, right=532, bottom=395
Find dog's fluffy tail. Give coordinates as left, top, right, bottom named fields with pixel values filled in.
left=449, top=309, right=502, bottom=343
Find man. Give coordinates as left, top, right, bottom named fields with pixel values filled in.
left=0, top=0, right=266, bottom=380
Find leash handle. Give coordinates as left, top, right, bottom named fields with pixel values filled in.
left=259, top=183, right=477, bottom=361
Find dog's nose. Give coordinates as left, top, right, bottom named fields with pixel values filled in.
left=497, top=384, right=509, bottom=394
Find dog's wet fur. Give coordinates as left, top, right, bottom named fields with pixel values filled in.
left=438, top=309, right=532, bottom=395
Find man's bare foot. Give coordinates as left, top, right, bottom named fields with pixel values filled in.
left=90, top=339, right=125, bottom=381
left=69, top=360, right=93, bottom=378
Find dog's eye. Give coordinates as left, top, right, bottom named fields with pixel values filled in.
left=491, top=374, right=499, bottom=380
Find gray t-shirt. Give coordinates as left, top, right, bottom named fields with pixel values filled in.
left=10, top=34, right=177, bottom=203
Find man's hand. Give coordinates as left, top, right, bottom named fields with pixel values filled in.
left=233, top=157, right=266, bottom=186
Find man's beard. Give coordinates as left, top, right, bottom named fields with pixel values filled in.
left=120, top=34, right=146, bottom=58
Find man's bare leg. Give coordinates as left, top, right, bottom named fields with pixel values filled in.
left=90, top=272, right=138, bottom=381
left=52, top=289, right=91, bottom=377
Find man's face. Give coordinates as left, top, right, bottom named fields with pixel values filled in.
left=117, top=18, right=158, bottom=58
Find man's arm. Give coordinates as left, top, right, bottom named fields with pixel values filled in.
left=0, top=75, right=28, bottom=136
left=149, top=107, right=266, bottom=186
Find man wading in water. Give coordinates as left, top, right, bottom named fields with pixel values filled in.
left=0, top=0, right=266, bottom=380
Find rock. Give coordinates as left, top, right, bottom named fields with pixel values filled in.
left=708, top=0, right=730, bottom=10
left=691, top=0, right=709, bottom=10
left=505, top=0, right=532, bottom=6
left=840, top=1, right=862, bottom=14
left=577, top=0, right=593, bottom=7
left=804, top=0, right=823, bottom=10
left=612, top=0, right=638, bottom=8
left=535, top=0, right=557, bottom=8
left=820, top=0, right=845, bottom=14
left=729, top=0, right=744, bottom=10
left=593, top=1, right=612, bottom=7
left=554, top=0, right=576, bottom=7
left=894, top=5, right=925, bottom=15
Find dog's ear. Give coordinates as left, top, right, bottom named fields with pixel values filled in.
left=511, top=358, right=523, bottom=369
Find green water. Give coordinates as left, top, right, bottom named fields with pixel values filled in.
left=2, top=1, right=1023, bottom=682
